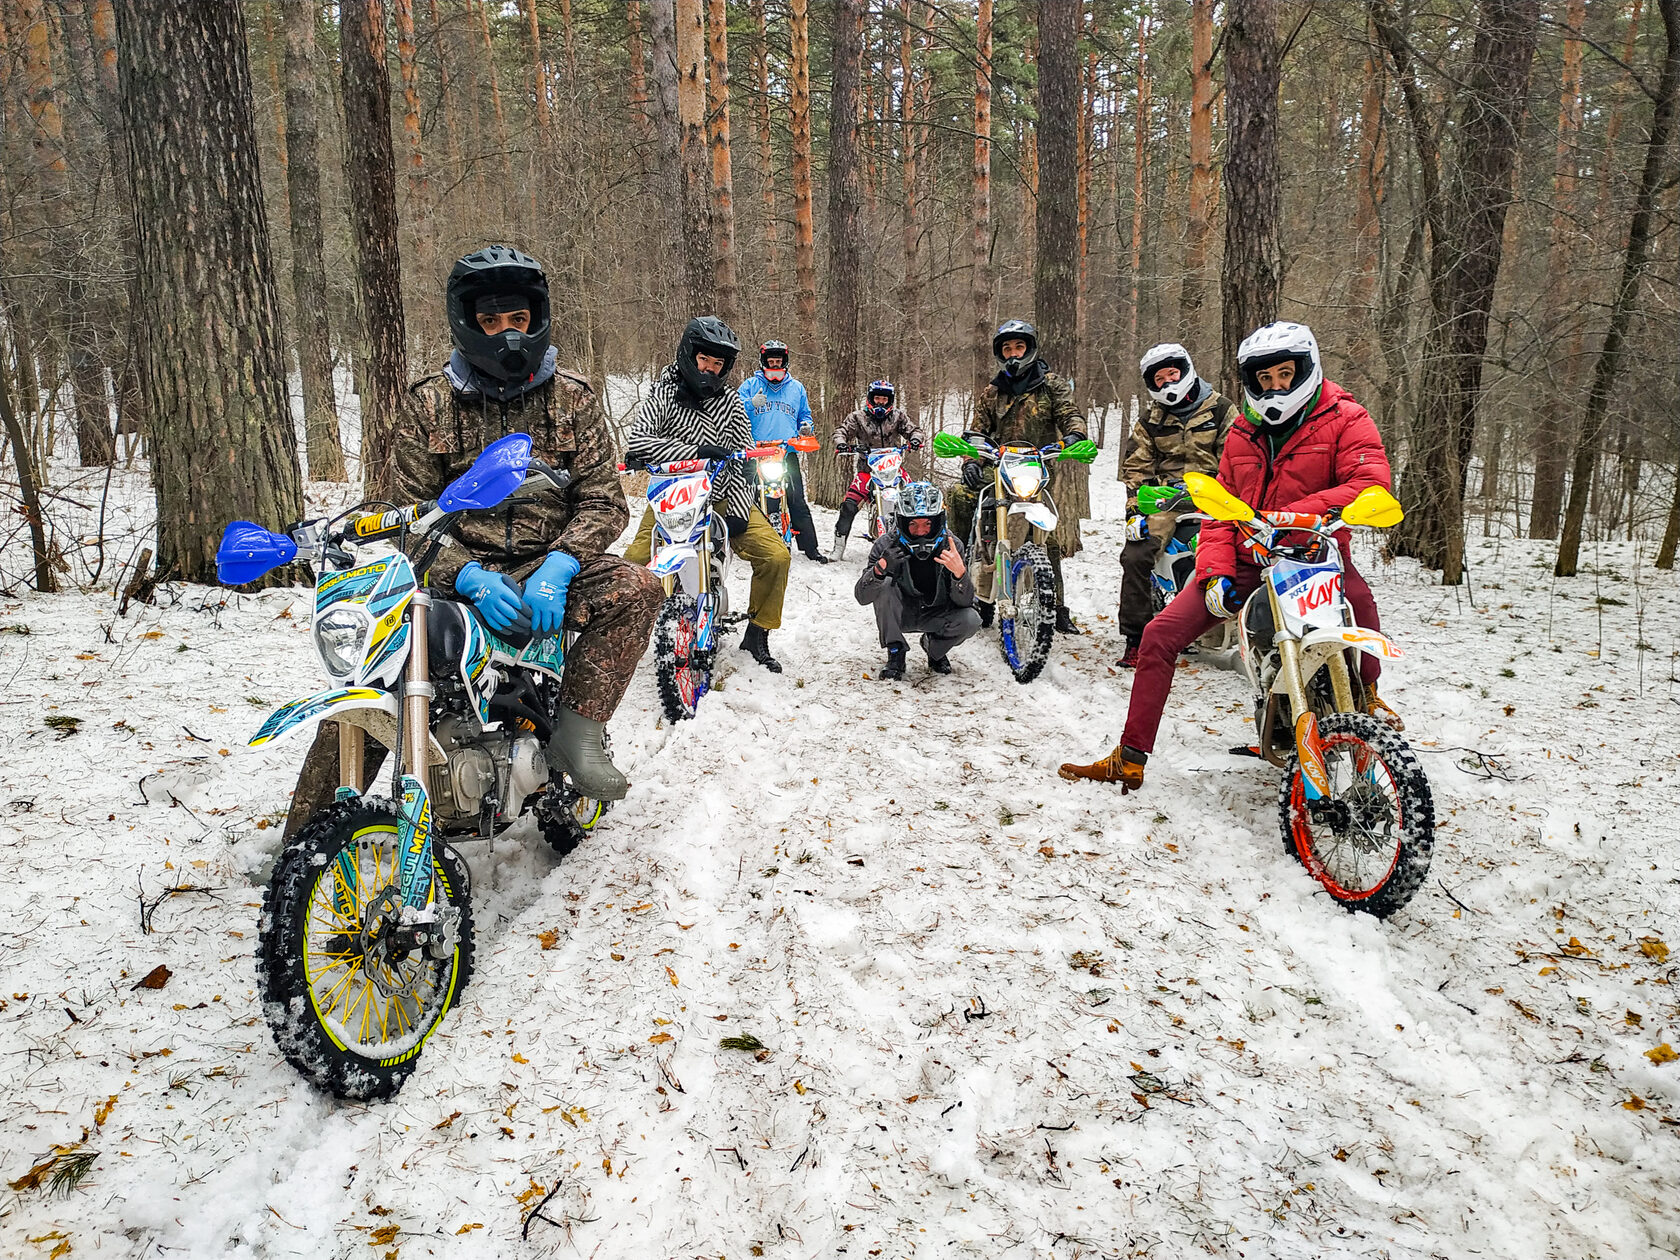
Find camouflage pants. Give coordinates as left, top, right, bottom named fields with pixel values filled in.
left=945, top=483, right=1065, bottom=605
left=282, top=553, right=659, bottom=838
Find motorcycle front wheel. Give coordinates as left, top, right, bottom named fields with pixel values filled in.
left=997, top=542, right=1057, bottom=684
left=654, top=594, right=710, bottom=722
left=1279, top=712, right=1434, bottom=918
left=258, top=797, right=474, bottom=1100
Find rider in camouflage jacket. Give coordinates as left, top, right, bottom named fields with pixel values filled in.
left=946, top=320, right=1088, bottom=632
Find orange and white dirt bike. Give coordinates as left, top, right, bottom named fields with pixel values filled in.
left=752, top=434, right=821, bottom=550
left=1182, top=471, right=1434, bottom=919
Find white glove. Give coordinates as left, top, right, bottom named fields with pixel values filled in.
left=1125, top=514, right=1149, bottom=542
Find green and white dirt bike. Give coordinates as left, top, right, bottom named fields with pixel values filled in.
left=216, top=433, right=605, bottom=1100
left=933, top=431, right=1097, bottom=683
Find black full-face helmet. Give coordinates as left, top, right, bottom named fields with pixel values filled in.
left=446, top=245, right=552, bottom=400
left=676, top=315, right=741, bottom=400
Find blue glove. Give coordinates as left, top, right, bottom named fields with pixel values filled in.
left=1204, top=577, right=1238, bottom=619
left=456, top=562, right=524, bottom=634
left=524, top=550, right=581, bottom=637
left=1125, top=514, right=1149, bottom=542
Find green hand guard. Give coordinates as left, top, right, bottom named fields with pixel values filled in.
left=1136, top=484, right=1183, bottom=515
left=1058, top=439, right=1098, bottom=464
left=932, top=431, right=978, bottom=459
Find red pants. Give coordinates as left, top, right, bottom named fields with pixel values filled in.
left=844, top=468, right=874, bottom=507
left=1120, top=561, right=1383, bottom=756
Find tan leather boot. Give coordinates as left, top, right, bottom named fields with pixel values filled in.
left=1058, top=745, right=1147, bottom=793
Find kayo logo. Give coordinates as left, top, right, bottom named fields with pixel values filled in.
left=654, top=481, right=699, bottom=514
left=1292, top=571, right=1342, bottom=618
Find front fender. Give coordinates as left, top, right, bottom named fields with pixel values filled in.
left=1298, top=625, right=1405, bottom=661
left=250, top=687, right=396, bottom=747
left=1009, top=501, right=1058, bottom=532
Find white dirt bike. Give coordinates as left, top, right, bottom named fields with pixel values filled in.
left=1182, top=470, right=1434, bottom=918
left=832, top=443, right=910, bottom=559
left=933, top=432, right=1098, bottom=683
left=216, top=433, right=607, bottom=1100
left=629, top=444, right=781, bottom=723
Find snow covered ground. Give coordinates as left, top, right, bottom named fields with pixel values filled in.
left=4, top=417, right=1680, bottom=1259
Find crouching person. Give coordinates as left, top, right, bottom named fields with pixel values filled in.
left=854, top=482, right=981, bottom=681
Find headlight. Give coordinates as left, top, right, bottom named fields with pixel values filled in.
left=654, top=504, right=701, bottom=541
left=759, top=457, right=786, bottom=481
left=1006, top=463, right=1043, bottom=497
left=314, top=608, right=369, bottom=679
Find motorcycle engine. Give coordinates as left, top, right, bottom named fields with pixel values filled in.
left=431, top=714, right=506, bottom=823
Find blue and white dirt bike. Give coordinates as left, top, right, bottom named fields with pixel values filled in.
left=628, top=443, right=779, bottom=723
left=1135, top=482, right=1239, bottom=663
left=216, top=434, right=602, bottom=1100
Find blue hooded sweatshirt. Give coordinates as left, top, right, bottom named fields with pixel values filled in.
left=739, top=370, right=813, bottom=442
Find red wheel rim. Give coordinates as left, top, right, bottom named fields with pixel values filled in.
left=1288, top=729, right=1403, bottom=900
left=673, top=613, right=699, bottom=710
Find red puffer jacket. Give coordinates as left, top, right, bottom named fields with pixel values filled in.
left=1195, top=379, right=1393, bottom=583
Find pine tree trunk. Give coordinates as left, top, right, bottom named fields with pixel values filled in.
left=675, top=0, right=715, bottom=312
left=813, top=0, right=864, bottom=509
left=789, top=0, right=819, bottom=397
left=394, top=0, right=436, bottom=358
left=18, top=0, right=113, bottom=467
left=1128, top=10, right=1150, bottom=376
left=1349, top=15, right=1386, bottom=341
left=648, top=0, right=687, bottom=342
left=1390, top=0, right=1539, bottom=584
left=282, top=0, right=345, bottom=482
left=971, top=0, right=993, bottom=395
left=1219, top=0, right=1281, bottom=405
left=705, top=0, right=739, bottom=327
left=751, top=0, right=778, bottom=305
left=1076, top=30, right=1093, bottom=402
left=1035, top=0, right=1082, bottom=557
left=340, top=0, right=410, bottom=495
left=1528, top=0, right=1587, bottom=540
left=115, top=0, right=303, bottom=583
left=628, top=1, right=652, bottom=140
left=1556, top=0, right=1679, bottom=576
left=896, top=0, right=923, bottom=423
left=472, top=0, right=513, bottom=187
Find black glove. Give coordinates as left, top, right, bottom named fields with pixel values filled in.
left=694, top=444, right=731, bottom=460
left=1062, top=431, right=1087, bottom=445
left=909, top=435, right=923, bottom=450
left=962, top=461, right=986, bottom=491
left=722, top=514, right=749, bottom=538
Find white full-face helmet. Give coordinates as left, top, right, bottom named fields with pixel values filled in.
left=1236, top=321, right=1323, bottom=428
left=1139, top=342, right=1197, bottom=409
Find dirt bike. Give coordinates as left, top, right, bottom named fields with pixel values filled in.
left=752, top=433, right=821, bottom=550
left=1182, top=470, right=1434, bottom=918
left=1135, top=482, right=1239, bottom=662
left=832, top=444, right=910, bottom=559
left=215, top=433, right=605, bottom=1100
left=630, top=445, right=778, bottom=723
left=932, top=432, right=1098, bottom=683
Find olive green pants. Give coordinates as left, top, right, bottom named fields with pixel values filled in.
left=624, top=505, right=789, bottom=630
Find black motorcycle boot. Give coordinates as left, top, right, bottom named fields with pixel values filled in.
left=741, top=623, right=783, bottom=673
left=1056, top=605, right=1079, bottom=634
left=880, top=642, right=907, bottom=681
left=978, top=601, right=995, bottom=628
